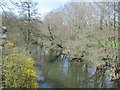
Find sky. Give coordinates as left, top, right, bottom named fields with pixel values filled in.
left=37, top=2, right=67, bottom=17
left=0, top=0, right=119, bottom=18
left=0, top=0, right=70, bottom=18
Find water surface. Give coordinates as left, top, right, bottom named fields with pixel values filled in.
left=29, top=45, right=119, bottom=88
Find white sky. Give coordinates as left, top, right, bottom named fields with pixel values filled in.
left=0, top=0, right=68, bottom=18
left=0, top=0, right=119, bottom=18
left=37, top=2, right=67, bottom=17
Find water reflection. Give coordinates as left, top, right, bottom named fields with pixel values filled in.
left=29, top=45, right=118, bottom=88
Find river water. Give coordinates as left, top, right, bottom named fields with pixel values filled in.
left=29, top=45, right=119, bottom=88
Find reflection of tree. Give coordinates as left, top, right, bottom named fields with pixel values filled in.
left=84, top=64, right=88, bottom=87
left=47, top=49, right=57, bottom=62
left=87, top=68, right=108, bottom=88
left=111, top=80, right=120, bottom=88
left=33, top=47, right=118, bottom=88
left=67, top=63, right=90, bottom=88
left=117, top=81, right=120, bottom=88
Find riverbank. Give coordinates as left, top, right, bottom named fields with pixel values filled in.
left=40, top=44, right=120, bottom=82
left=42, top=41, right=108, bottom=67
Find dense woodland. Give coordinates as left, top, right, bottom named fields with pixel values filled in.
left=0, top=1, right=120, bottom=88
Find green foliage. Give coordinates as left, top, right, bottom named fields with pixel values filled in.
left=88, top=58, right=104, bottom=63
left=108, top=42, right=111, bottom=49
left=101, top=42, right=105, bottom=47
left=94, top=41, right=98, bottom=46
left=107, top=69, right=120, bottom=79
left=107, top=70, right=113, bottom=76
left=112, top=41, right=115, bottom=48
left=88, top=58, right=94, bottom=61
left=2, top=42, right=39, bottom=88
left=98, top=40, right=117, bottom=49
left=107, top=69, right=115, bottom=79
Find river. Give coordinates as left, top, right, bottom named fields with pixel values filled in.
left=29, top=45, right=119, bottom=88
